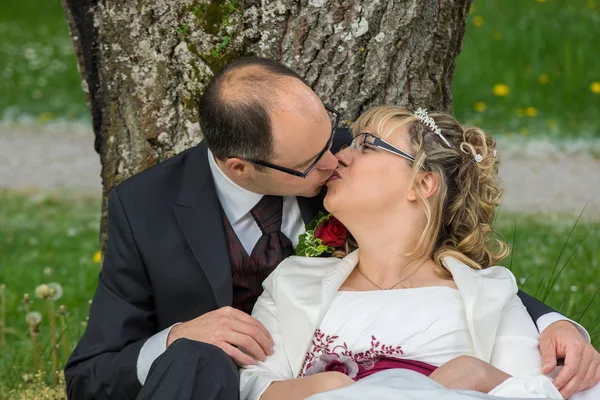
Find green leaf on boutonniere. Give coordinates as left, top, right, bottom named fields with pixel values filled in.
left=295, top=212, right=335, bottom=257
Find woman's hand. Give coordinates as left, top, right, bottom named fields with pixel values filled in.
left=313, top=371, right=356, bottom=393
left=430, top=355, right=511, bottom=393
left=261, top=371, right=354, bottom=400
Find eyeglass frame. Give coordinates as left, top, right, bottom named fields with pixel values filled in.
left=236, top=104, right=341, bottom=178
left=350, top=132, right=416, bottom=163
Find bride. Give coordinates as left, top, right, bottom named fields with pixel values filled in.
left=239, top=106, right=597, bottom=399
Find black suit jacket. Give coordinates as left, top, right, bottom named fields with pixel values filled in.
left=64, top=129, right=555, bottom=400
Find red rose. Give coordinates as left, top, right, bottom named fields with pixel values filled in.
left=314, top=217, right=347, bottom=247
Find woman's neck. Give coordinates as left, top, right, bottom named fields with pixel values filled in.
left=348, top=214, right=430, bottom=287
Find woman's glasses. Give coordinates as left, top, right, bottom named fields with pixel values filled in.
left=350, top=132, right=415, bottom=163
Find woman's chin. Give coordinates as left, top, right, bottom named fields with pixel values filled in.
left=323, top=191, right=337, bottom=214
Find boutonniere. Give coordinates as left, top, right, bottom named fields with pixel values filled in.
left=295, top=212, right=348, bottom=257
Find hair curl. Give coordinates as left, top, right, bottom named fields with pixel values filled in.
left=333, top=106, right=509, bottom=276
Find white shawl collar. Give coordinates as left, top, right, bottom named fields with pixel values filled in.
left=271, top=250, right=518, bottom=376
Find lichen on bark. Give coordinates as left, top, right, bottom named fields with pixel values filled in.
left=61, top=0, right=473, bottom=248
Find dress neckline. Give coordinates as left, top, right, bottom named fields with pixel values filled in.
left=336, top=285, right=459, bottom=295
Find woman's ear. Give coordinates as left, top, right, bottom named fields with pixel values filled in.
left=407, top=171, right=440, bottom=201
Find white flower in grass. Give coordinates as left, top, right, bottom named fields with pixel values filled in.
left=519, top=278, right=527, bottom=285
left=47, top=282, right=63, bottom=300
left=570, top=285, right=578, bottom=292
left=43, top=267, right=53, bottom=276
left=26, top=311, right=42, bottom=327
left=35, top=284, right=50, bottom=299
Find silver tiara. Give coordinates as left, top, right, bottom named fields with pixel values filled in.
left=413, top=108, right=451, bottom=147
left=414, top=107, right=493, bottom=163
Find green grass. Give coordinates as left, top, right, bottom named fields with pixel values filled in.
left=2, top=0, right=600, bottom=137
left=0, top=191, right=599, bottom=395
left=454, top=0, right=600, bottom=139
left=0, top=0, right=87, bottom=122
left=0, top=191, right=100, bottom=397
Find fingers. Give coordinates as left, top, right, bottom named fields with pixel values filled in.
left=557, top=346, right=588, bottom=399
left=578, top=357, right=600, bottom=392
left=221, top=342, right=257, bottom=366
left=539, top=336, right=558, bottom=374
left=224, top=306, right=273, bottom=343
left=231, top=319, right=274, bottom=357
left=226, top=330, right=270, bottom=362
left=553, top=347, right=580, bottom=389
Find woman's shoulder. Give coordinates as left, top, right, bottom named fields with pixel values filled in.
left=269, top=250, right=359, bottom=285
left=442, top=256, right=518, bottom=292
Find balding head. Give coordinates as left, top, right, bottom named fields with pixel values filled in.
left=198, top=57, right=320, bottom=162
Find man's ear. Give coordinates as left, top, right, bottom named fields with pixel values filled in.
left=224, top=157, right=252, bottom=177
left=407, top=171, right=440, bottom=201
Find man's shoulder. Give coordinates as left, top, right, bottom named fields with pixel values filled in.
left=113, top=145, right=199, bottom=203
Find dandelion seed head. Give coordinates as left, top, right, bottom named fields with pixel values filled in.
left=47, top=282, right=63, bottom=300
left=35, top=284, right=50, bottom=299
left=26, top=311, right=42, bottom=327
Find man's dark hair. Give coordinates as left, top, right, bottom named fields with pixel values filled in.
left=198, top=57, right=307, bottom=164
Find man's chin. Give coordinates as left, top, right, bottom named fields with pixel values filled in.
left=298, top=184, right=327, bottom=198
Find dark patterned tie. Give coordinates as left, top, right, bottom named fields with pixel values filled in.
left=250, top=196, right=294, bottom=271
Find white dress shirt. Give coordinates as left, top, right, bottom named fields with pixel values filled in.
left=136, top=151, right=590, bottom=386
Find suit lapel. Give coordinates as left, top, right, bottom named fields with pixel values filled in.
left=173, top=142, right=233, bottom=308
left=296, top=190, right=326, bottom=225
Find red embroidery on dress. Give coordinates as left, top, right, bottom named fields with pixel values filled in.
left=300, top=329, right=403, bottom=376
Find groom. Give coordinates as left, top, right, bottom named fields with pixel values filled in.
left=65, top=57, right=599, bottom=400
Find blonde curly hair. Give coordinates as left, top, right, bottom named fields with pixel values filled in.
left=334, top=105, right=509, bottom=276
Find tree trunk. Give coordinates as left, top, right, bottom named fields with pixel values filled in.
left=61, top=0, right=473, bottom=248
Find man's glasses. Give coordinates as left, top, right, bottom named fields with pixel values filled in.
left=243, top=104, right=341, bottom=178
left=349, top=132, right=416, bottom=163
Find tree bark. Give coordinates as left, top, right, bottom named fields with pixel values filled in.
left=61, top=0, right=473, bottom=248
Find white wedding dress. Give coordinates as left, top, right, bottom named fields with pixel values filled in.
left=239, top=251, right=600, bottom=400
left=303, top=287, right=563, bottom=399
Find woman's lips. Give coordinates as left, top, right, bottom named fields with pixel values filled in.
left=327, top=170, right=341, bottom=182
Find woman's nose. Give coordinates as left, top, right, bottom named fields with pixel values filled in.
left=334, top=146, right=353, bottom=167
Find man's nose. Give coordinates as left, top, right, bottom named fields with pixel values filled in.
left=316, top=150, right=338, bottom=171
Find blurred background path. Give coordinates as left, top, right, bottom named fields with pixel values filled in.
left=1, top=124, right=599, bottom=216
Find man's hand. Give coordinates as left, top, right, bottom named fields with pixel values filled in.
left=166, top=306, right=274, bottom=366
left=539, top=320, right=600, bottom=398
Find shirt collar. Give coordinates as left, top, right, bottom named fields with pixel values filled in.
left=207, top=149, right=263, bottom=225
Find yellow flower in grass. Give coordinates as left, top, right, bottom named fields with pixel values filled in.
left=589, top=0, right=596, bottom=10
left=38, top=112, right=54, bottom=123
left=539, top=73, right=549, bottom=84
left=493, top=84, right=509, bottom=97
left=536, top=0, right=548, bottom=3
left=526, top=107, right=538, bottom=117
left=93, top=251, right=102, bottom=264
left=474, top=102, right=487, bottom=112
left=473, top=16, right=484, bottom=27
left=493, top=31, right=503, bottom=41
left=591, top=82, right=600, bottom=94
left=469, top=5, right=476, bottom=14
